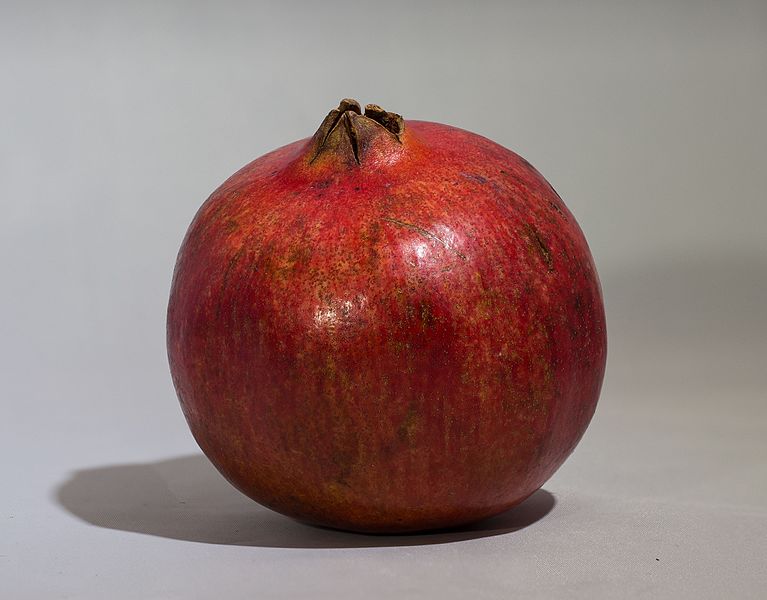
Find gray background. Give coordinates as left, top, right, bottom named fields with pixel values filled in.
left=2, top=1, right=766, bottom=598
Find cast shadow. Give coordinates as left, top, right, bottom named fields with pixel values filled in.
left=55, top=454, right=555, bottom=548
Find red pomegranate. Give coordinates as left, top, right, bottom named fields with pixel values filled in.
left=167, top=99, right=606, bottom=533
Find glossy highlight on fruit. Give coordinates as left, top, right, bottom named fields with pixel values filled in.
left=167, top=99, right=607, bottom=533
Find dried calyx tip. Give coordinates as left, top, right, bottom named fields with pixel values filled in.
left=333, top=98, right=403, bottom=137
left=363, top=103, right=404, bottom=137
left=310, top=99, right=404, bottom=165
left=337, top=98, right=361, bottom=114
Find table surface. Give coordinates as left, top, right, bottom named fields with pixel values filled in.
left=2, top=2, right=766, bottom=598
left=5, top=309, right=767, bottom=599
left=6, top=317, right=766, bottom=600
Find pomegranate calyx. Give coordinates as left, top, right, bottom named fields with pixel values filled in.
left=309, top=99, right=404, bottom=165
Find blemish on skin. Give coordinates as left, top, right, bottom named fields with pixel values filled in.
left=420, top=303, right=435, bottom=329
left=215, top=243, right=250, bottom=318
left=548, top=200, right=565, bottom=216
left=397, top=403, right=420, bottom=443
left=382, top=217, right=467, bottom=261
left=287, top=244, right=312, bottom=265
left=573, top=293, right=584, bottom=314
left=460, top=172, right=487, bottom=185
left=405, top=301, right=436, bottom=329
left=547, top=186, right=569, bottom=220
left=523, top=223, right=554, bottom=272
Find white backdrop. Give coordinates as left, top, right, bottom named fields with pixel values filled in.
left=2, top=1, right=766, bottom=598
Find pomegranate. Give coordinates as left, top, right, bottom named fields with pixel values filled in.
left=167, top=99, right=606, bottom=533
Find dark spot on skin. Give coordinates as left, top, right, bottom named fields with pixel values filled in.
left=313, top=179, right=332, bottom=189
left=568, top=326, right=580, bottom=340
left=460, top=172, right=487, bottom=185
left=331, top=456, right=352, bottom=486
left=522, top=281, right=534, bottom=296
left=354, top=186, right=361, bottom=191
left=500, top=169, right=507, bottom=175
left=524, top=223, right=554, bottom=272
left=548, top=200, right=565, bottom=215
left=225, top=219, right=238, bottom=233
left=573, top=293, right=584, bottom=313
left=547, top=186, right=569, bottom=220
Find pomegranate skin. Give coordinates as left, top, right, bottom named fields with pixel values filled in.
left=167, top=101, right=606, bottom=533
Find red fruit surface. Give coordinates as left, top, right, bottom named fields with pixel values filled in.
left=167, top=100, right=606, bottom=533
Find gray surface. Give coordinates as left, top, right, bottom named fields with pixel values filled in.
left=2, top=1, right=766, bottom=598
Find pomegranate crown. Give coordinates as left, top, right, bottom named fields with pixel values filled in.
left=309, top=99, right=404, bottom=165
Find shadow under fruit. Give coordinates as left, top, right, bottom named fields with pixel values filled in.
left=167, top=99, right=606, bottom=533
